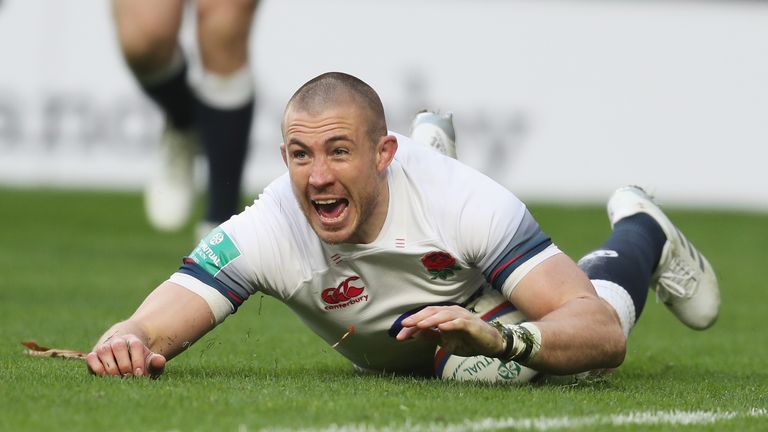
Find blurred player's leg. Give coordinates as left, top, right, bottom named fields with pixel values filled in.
left=410, top=110, right=457, bottom=158
left=194, top=0, right=258, bottom=237
left=113, top=0, right=185, bottom=79
left=113, top=0, right=197, bottom=232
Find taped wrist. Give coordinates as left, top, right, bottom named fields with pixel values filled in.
left=490, top=321, right=542, bottom=364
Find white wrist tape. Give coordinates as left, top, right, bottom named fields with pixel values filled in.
left=517, top=322, right=542, bottom=362
left=493, top=321, right=542, bottom=364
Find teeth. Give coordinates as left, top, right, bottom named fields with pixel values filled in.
left=313, top=199, right=337, bottom=205
left=319, top=206, right=348, bottom=223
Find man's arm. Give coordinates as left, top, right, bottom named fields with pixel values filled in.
left=397, top=253, right=626, bottom=375
left=506, top=253, right=626, bottom=374
left=86, top=281, right=216, bottom=377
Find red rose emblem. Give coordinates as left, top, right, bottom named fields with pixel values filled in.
left=421, top=251, right=462, bottom=280
left=421, top=252, right=456, bottom=271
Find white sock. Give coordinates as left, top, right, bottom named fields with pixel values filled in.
left=592, top=279, right=636, bottom=338
left=192, top=66, right=254, bottom=109
left=138, top=47, right=186, bottom=86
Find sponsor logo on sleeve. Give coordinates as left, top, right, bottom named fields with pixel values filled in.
left=189, top=227, right=241, bottom=277
left=321, top=276, right=369, bottom=311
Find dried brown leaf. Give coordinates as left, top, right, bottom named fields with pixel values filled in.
left=22, top=341, right=87, bottom=360
left=331, top=325, right=355, bottom=349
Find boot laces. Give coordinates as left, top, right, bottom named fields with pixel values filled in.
left=656, top=257, right=698, bottom=302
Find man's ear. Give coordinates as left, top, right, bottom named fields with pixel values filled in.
left=280, top=143, right=288, bottom=167
left=376, top=135, right=398, bottom=173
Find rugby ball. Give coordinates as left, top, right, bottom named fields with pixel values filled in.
left=433, top=289, right=538, bottom=384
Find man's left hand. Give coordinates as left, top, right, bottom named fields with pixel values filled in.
left=395, top=305, right=504, bottom=357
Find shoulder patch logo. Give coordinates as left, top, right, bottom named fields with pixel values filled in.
left=421, top=251, right=462, bottom=280
left=322, top=276, right=369, bottom=311
left=209, top=232, right=225, bottom=246
left=190, top=227, right=241, bottom=277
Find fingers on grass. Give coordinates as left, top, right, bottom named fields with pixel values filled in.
left=85, top=352, right=106, bottom=376
left=146, top=353, right=166, bottom=379
left=127, top=338, right=146, bottom=376
left=96, top=344, right=119, bottom=376
left=109, top=338, right=134, bottom=376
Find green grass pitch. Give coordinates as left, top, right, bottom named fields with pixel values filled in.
left=0, top=187, right=766, bottom=431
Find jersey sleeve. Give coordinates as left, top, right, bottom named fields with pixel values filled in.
left=456, top=188, right=560, bottom=295
left=167, top=175, right=307, bottom=324
left=398, top=133, right=560, bottom=296
left=480, top=209, right=560, bottom=294
left=168, top=219, right=258, bottom=324
left=174, top=223, right=251, bottom=313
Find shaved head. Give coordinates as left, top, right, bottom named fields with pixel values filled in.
left=283, top=72, right=387, bottom=144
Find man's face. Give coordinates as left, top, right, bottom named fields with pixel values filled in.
left=282, top=104, right=396, bottom=244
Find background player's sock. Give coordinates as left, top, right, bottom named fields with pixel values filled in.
left=578, top=213, right=666, bottom=331
left=193, top=66, right=255, bottom=225
left=138, top=49, right=196, bottom=130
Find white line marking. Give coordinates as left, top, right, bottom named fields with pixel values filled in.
left=263, top=408, right=767, bottom=432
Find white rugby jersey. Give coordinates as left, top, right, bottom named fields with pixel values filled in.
left=170, top=133, right=558, bottom=375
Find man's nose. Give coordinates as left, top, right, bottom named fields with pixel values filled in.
left=308, top=157, right=335, bottom=188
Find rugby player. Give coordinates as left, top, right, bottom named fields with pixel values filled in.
left=86, top=72, right=720, bottom=380
left=114, top=0, right=258, bottom=236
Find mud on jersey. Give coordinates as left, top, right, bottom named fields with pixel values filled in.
left=170, top=133, right=558, bottom=375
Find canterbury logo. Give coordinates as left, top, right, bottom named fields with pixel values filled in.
left=321, top=276, right=369, bottom=311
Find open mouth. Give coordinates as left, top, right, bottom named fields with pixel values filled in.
left=312, top=198, right=349, bottom=223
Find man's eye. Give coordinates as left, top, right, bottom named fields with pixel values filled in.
left=293, top=150, right=308, bottom=159
left=333, top=148, right=349, bottom=156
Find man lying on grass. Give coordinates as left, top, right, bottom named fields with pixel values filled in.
left=87, top=72, right=720, bottom=382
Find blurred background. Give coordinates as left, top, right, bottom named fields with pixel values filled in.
left=1, top=0, right=766, bottom=210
